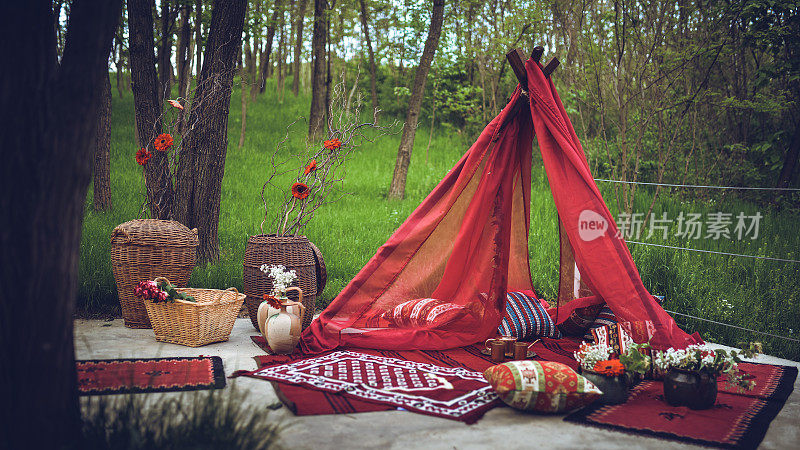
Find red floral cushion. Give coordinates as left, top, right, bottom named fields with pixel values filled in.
left=483, top=360, right=602, bottom=413
left=382, top=298, right=471, bottom=328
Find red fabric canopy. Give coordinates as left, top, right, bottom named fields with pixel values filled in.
left=301, top=57, right=700, bottom=354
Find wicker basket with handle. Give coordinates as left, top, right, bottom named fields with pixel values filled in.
left=111, top=219, right=198, bottom=328
left=144, top=277, right=246, bottom=347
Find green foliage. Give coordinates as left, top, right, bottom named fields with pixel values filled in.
left=81, top=386, right=282, bottom=449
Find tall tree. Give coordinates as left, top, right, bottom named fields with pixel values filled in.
left=308, top=0, right=328, bottom=138
left=195, top=0, right=202, bottom=76
left=387, top=0, right=445, bottom=199
left=175, top=0, right=246, bottom=263
left=176, top=1, right=193, bottom=131
left=0, top=1, right=120, bottom=447
left=128, top=0, right=174, bottom=218
left=292, top=0, right=309, bottom=96
left=358, top=0, right=378, bottom=115
left=93, top=71, right=113, bottom=211
left=157, top=0, right=176, bottom=104
left=258, top=0, right=284, bottom=94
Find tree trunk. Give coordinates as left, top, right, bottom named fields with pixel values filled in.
left=358, top=0, right=378, bottom=116
left=94, top=72, right=113, bottom=211
left=308, top=0, right=327, bottom=138
left=239, top=38, right=249, bottom=148
left=277, top=0, right=287, bottom=102
left=157, top=0, right=175, bottom=104
left=258, top=0, right=284, bottom=94
left=387, top=0, right=445, bottom=200
left=292, top=0, right=308, bottom=96
left=195, top=0, right=202, bottom=76
left=0, top=1, right=119, bottom=447
left=175, top=0, right=246, bottom=263
left=129, top=0, right=174, bottom=219
left=777, top=126, right=800, bottom=189
left=176, top=2, right=192, bottom=131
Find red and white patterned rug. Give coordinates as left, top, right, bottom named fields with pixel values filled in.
left=246, top=350, right=499, bottom=423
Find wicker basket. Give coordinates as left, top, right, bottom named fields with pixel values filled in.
left=144, top=277, right=246, bottom=347
left=243, top=235, right=327, bottom=330
left=111, top=219, right=198, bottom=328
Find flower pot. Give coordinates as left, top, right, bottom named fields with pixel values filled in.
left=243, top=234, right=327, bottom=331
left=663, top=368, right=718, bottom=410
left=263, top=296, right=308, bottom=355
left=579, top=369, right=630, bottom=404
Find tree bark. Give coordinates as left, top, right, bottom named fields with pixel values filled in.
left=387, top=0, right=445, bottom=200
left=0, top=1, right=119, bottom=447
left=309, top=0, right=327, bottom=138
left=94, top=72, right=113, bottom=211
left=358, top=0, right=378, bottom=115
left=176, top=2, right=193, bottom=131
left=292, top=0, right=308, bottom=96
left=240, top=38, right=250, bottom=148
left=277, top=0, right=288, bottom=101
left=195, top=0, right=202, bottom=76
left=258, top=0, right=284, bottom=94
left=777, top=126, right=800, bottom=188
left=129, top=0, right=174, bottom=218
left=175, top=0, right=246, bottom=263
left=157, top=0, right=175, bottom=104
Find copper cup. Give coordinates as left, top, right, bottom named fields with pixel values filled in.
left=513, top=342, right=529, bottom=360
left=500, top=336, right=517, bottom=355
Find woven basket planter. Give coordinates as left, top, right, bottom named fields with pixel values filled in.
left=243, top=234, right=327, bottom=331
left=111, top=219, right=198, bottom=328
left=144, top=278, right=246, bottom=347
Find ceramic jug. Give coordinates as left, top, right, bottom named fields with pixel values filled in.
left=262, top=287, right=307, bottom=354
left=257, top=286, right=303, bottom=336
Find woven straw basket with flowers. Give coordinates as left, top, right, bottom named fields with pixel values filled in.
left=143, top=277, right=245, bottom=347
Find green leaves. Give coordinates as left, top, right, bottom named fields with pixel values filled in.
left=156, top=280, right=197, bottom=303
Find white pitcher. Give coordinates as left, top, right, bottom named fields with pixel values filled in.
left=261, top=286, right=307, bottom=354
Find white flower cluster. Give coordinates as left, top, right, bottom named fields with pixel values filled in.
left=259, top=264, right=297, bottom=297
left=653, top=344, right=719, bottom=372
left=574, top=342, right=614, bottom=371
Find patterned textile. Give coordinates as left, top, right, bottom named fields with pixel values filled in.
left=77, top=356, right=226, bottom=396
left=382, top=298, right=472, bottom=328
left=247, top=350, right=499, bottom=423
left=584, top=305, right=617, bottom=340
left=591, top=324, right=635, bottom=357
left=557, top=303, right=603, bottom=336
left=498, top=291, right=561, bottom=339
left=565, top=363, right=798, bottom=448
left=483, top=360, right=602, bottom=413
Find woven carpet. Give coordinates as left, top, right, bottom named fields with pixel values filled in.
left=77, top=356, right=226, bottom=396
left=564, top=362, right=797, bottom=449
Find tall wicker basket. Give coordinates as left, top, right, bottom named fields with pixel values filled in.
left=243, top=234, right=327, bottom=330
left=111, top=219, right=198, bottom=328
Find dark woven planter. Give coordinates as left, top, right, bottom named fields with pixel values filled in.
left=243, top=234, right=327, bottom=330
left=111, top=219, right=198, bottom=329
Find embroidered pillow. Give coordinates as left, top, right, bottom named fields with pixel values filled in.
left=483, top=360, right=601, bottom=413
left=584, top=304, right=617, bottom=341
left=382, top=298, right=470, bottom=328
left=557, top=303, right=603, bottom=336
left=590, top=323, right=635, bottom=357
left=498, top=292, right=561, bottom=339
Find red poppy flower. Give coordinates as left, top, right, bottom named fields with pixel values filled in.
left=167, top=99, right=184, bottom=110
left=323, top=138, right=341, bottom=150
left=135, top=148, right=151, bottom=165
left=153, top=133, right=173, bottom=151
left=593, top=359, right=626, bottom=376
left=262, top=294, right=282, bottom=309
left=291, top=182, right=310, bottom=199
left=304, top=159, right=317, bottom=175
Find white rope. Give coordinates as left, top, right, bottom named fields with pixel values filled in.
left=626, top=240, right=800, bottom=264
left=594, top=178, right=800, bottom=191
left=665, top=310, right=800, bottom=344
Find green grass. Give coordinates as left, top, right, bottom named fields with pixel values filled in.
left=81, top=77, right=800, bottom=360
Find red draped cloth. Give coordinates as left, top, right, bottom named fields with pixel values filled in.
left=301, top=57, right=700, bottom=354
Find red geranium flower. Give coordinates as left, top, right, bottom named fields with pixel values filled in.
left=323, top=138, right=341, bottom=150
left=291, top=182, right=310, bottom=199
left=167, top=99, right=184, bottom=110
left=135, top=148, right=151, bottom=165
left=304, top=159, right=317, bottom=175
left=593, top=359, right=626, bottom=376
left=153, top=133, right=173, bottom=151
left=262, top=294, right=282, bottom=309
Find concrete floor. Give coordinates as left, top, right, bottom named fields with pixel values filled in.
left=75, top=318, right=800, bottom=449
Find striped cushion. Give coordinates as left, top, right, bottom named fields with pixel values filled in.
left=382, top=298, right=469, bottom=328
left=584, top=305, right=617, bottom=341
left=498, top=292, right=561, bottom=339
